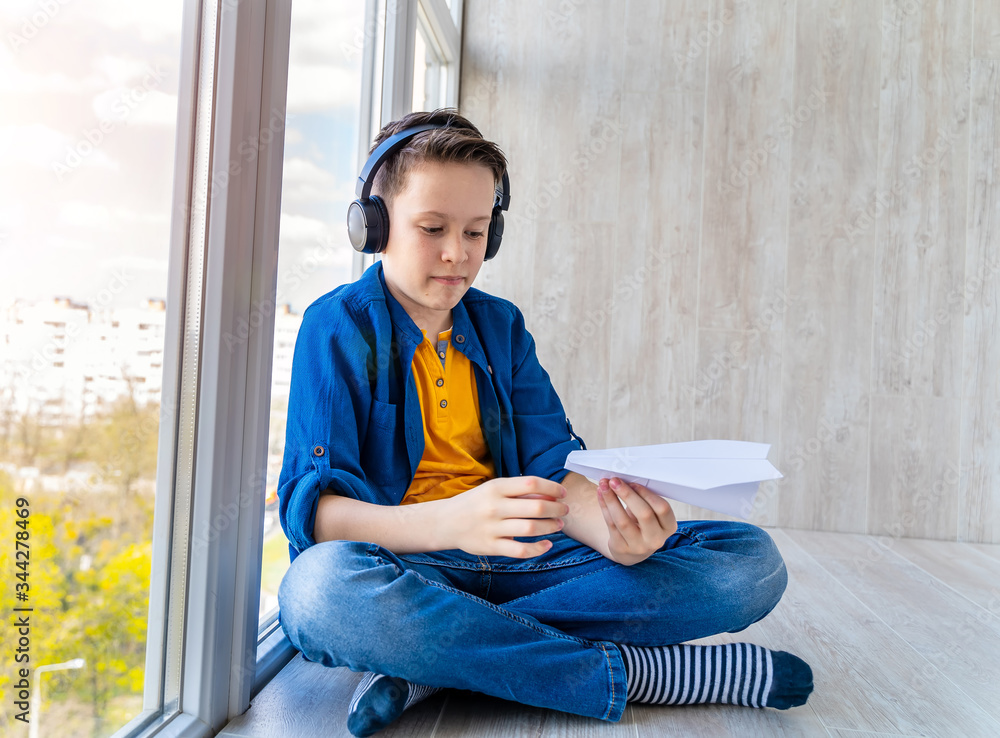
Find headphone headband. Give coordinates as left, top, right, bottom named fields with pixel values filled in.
left=355, top=123, right=441, bottom=199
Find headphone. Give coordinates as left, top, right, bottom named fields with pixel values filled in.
left=347, top=122, right=511, bottom=260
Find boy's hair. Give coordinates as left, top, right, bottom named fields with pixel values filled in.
left=369, top=108, right=507, bottom=206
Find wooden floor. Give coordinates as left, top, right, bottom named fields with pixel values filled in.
left=220, top=528, right=1000, bottom=737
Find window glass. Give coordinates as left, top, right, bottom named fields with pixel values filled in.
left=0, top=1, right=182, bottom=735
left=413, top=18, right=447, bottom=112
left=258, top=0, right=367, bottom=624
left=412, top=24, right=429, bottom=111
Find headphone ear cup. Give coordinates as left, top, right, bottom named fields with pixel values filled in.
left=485, top=208, right=504, bottom=261
left=346, top=196, right=391, bottom=254
left=347, top=197, right=384, bottom=254
left=369, top=195, right=390, bottom=254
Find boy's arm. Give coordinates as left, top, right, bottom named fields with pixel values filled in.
left=560, top=471, right=678, bottom=565
left=314, top=476, right=568, bottom=557
left=278, top=303, right=377, bottom=555
left=559, top=471, right=616, bottom=558
left=313, top=494, right=447, bottom=553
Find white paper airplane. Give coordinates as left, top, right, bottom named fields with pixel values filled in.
left=564, top=440, right=782, bottom=518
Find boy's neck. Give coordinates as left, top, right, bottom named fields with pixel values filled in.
left=420, top=313, right=454, bottom=339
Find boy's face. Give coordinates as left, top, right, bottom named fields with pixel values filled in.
left=380, top=159, right=496, bottom=335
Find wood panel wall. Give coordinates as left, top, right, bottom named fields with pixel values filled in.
left=459, top=0, right=1000, bottom=543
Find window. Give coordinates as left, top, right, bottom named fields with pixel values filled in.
left=0, top=2, right=183, bottom=736
left=3, top=2, right=465, bottom=736
left=413, top=0, right=461, bottom=112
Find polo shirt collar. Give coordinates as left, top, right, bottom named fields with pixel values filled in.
left=373, top=260, right=489, bottom=369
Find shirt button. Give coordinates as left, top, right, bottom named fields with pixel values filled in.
left=438, top=351, right=446, bottom=359
left=488, top=365, right=492, bottom=374
left=455, top=334, right=465, bottom=343
left=312, top=445, right=325, bottom=457
left=436, top=378, right=444, bottom=387
left=440, top=399, right=448, bottom=408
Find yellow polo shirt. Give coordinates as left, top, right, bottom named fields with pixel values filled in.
left=400, top=326, right=497, bottom=505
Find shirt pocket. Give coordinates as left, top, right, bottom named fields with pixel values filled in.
left=361, top=399, right=410, bottom=486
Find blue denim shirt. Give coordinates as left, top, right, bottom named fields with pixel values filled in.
left=278, top=260, right=586, bottom=560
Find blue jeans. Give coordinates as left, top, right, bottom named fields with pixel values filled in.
left=278, top=520, right=787, bottom=723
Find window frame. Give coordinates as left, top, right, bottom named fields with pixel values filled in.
left=113, top=1, right=465, bottom=736
left=112, top=0, right=293, bottom=735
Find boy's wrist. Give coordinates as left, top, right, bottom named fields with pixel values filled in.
left=389, top=495, right=454, bottom=553
left=418, top=496, right=454, bottom=552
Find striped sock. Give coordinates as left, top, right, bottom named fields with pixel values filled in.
left=616, top=642, right=813, bottom=709
left=346, top=672, right=441, bottom=737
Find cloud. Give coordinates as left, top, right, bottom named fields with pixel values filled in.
left=284, top=0, right=365, bottom=113
left=92, top=55, right=158, bottom=87
left=0, top=123, right=67, bottom=164
left=286, top=63, right=362, bottom=114
left=0, top=123, right=117, bottom=171
left=278, top=213, right=332, bottom=244
left=83, top=0, right=186, bottom=44
left=91, top=87, right=178, bottom=127
left=0, top=67, right=89, bottom=94
left=281, top=157, right=355, bottom=206
left=57, top=202, right=113, bottom=229
left=103, top=255, right=169, bottom=273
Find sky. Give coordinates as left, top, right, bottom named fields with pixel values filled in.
left=0, top=0, right=365, bottom=314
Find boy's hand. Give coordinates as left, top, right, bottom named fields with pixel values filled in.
left=439, top=476, right=569, bottom=558
left=596, top=477, right=677, bottom=566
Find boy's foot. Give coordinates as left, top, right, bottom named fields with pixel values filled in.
left=617, top=642, right=813, bottom=709
left=346, top=671, right=441, bottom=737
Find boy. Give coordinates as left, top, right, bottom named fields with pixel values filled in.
left=277, top=109, right=813, bottom=737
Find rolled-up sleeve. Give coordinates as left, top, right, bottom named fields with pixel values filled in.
left=508, top=306, right=584, bottom=483
left=277, top=302, right=374, bottom=558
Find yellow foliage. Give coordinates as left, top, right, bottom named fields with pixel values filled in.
left=0, top=472, right=153, bottom=731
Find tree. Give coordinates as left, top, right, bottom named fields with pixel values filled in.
left=0, top=470, right=154, bottom=736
